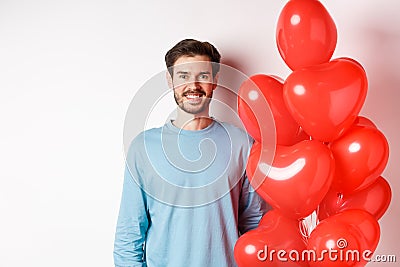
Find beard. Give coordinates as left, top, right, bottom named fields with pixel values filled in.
left=174, top=88, right=213, bottom=114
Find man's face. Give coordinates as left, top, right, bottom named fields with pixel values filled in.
left=169, top=55, right=217, bottom=115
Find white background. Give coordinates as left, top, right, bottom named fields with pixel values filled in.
left=0, top=0, right=399, bottom=266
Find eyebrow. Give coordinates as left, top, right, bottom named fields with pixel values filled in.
left=175, top=71, right=211, bottom=75
left=199, top=71, right=211, bottom=75
left=176, top=71, right=189, bottom=75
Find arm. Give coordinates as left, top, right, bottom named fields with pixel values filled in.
left=238, top=174, right=271, bottom=234
left=113, top=166, right=149, bottom=267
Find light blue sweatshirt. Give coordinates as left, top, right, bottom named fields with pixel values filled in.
left=114, top=120, right=268, bottom=267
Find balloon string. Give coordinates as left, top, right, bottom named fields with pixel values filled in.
left=337, top=192, right=343, bottom=206
left=299, top=209, right=320, bottom=240
left=314, top=206, right=320, bottom=228
left=299, top=219, right=310, bottom=239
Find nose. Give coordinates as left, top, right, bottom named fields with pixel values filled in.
left=186, top=79, right=200, bottom=90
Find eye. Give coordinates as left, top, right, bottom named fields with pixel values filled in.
left=178, top=74, right=188, bottom=79
left=199, top=74, right=209, bottom=80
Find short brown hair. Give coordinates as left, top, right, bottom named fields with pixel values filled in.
left=165, top=39, right=221, bottom=77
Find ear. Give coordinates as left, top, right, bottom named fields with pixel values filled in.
left=212, top=73, right=219, bottom=90
left=166, top=71, right=173, bottom=89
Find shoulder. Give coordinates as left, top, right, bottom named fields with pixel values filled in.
left=214, top=121, right=254, bottom=159
left=126, top=126, right=163, bottom=159
left=130, top=126, right=162, bottom=145
left=218, top=121, right=254, bottom=145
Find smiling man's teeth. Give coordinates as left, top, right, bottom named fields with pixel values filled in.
left=186, top=94, right=201, bottom=99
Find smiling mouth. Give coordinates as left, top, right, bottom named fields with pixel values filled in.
left=185, top=94, right=203, bottom=99
left=183, top=91, right=205, bottom=100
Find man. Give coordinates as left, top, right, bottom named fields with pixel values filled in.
left=114, top=39, right=268, bottom=267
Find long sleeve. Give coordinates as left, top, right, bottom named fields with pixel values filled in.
left=113, top=166, right=149, bottom=267
left=238, top=174, right=270, bottom=234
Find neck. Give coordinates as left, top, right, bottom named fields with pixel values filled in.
left=172, top=108, right=213, bottom=131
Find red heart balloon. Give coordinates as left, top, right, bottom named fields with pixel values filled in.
left=234, top=228, right=272, bottom=267
left=283, top=58, right=368, bottom=142
left=329, top=125, right=389, bottom=193
left=238, top=74, right=304, bottom=145
left=333, top=210, right=380, bottom=252
left=307, top=221, right=362, bottom=267
left=237, top=75, right=276, bottom=145
left=319, top=176, right=392, bottom=221
left=276, top=0, right=337, bottom=70
left=234, top=210, right=308, bottom=266
left=307, top=210, right=380, bottom=267
left=247, top=140, right=334, bottom=219
left=354, top=116, right=376, bottom=129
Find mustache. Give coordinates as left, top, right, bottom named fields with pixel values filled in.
left=182, top=89, right=206, bottom=96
